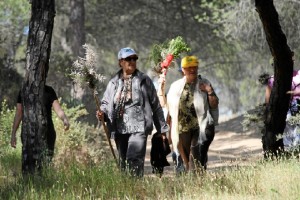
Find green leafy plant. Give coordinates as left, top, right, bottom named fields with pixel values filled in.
left=149, top=36, right=190, bottom=74
left=258, top=73, right=271, bottom=86
left=0, top=100, right=16, bottom=157
left=53, top=101, right=109, bottom=166
left=243, top=103, right=300, bottom=154
left=241, top=104, right=266, bottom=133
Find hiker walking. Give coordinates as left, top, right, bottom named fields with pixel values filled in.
left=265, top=52, right=300, bottom=150
left=11, top=85, right=70, bottom=175
left=167, top=56, right=219, bottom=172
left=96, top=47, right=169, bottom=177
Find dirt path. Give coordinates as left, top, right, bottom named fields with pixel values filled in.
left=144, top=115, right=263, bottom=175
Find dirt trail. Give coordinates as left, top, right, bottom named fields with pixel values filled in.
left=144, top=115, right=263, bottom=175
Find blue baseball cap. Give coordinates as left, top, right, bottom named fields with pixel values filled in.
left=117, top=47, right=137, bottom=60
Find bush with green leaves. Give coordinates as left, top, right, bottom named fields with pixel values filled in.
left=0, top=99, right=112, bottom=175
left=0, top=100, right=16, bottom=157
left=52, top=100, right=111, bottom=167
left=242, top=104, right=300, bottom=155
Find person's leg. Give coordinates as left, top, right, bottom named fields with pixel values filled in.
left=115, top=134, right=130, bottom=172
left=199, top=124, right=215, bottom=169
left=172, top=151, right=177, bottom=164
left=190, top=129, right=200, bottom=170
left=46, top=130, right=56, bottom=161
left=173, top=149, right=185, bottom=174
left=126, top=132, right=148, bottom=177
left=179, top=132, right=192, bottom=171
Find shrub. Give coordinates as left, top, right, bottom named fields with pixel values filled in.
left=0, top=100, right=16, bottom=157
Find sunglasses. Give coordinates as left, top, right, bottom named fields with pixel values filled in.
left=123, top=57, right=138, bottom=62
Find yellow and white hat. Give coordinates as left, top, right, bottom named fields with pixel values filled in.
left=181, top=56, right=199, bottom=68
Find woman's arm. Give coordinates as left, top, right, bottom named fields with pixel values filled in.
left=11, top=103, right=22, bottom=148
left=52, top=100, right=70, bottom=131
left=157, top=74, right=167, bottom=108
left=199, top=83, right=219, bottom=109
left=265, top=85, right=272, bottom=104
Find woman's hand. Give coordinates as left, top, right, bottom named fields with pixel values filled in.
left=96, top=110, right=104, bottom=121
left=157, top=73, right=166, bottom=96
left=63, top=119, right=70, bottom=131
left=287, top=90, right=300, bottom=96
left=199, top=82, right=213, bottom=94
left=11, top=134, right=17, bottom=148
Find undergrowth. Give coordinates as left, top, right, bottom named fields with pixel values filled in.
left=1, top=101, right=300, bottom=199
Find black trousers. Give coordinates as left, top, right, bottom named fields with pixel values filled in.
left=199, top=124, right=215, bottom=169
left=114, top=132, right=148, bottom=177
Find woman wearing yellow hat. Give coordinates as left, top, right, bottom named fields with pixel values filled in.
left=167, top=56, right=219, bottom=172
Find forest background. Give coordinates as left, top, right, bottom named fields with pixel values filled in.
left=1, top=0, right=300, bottom=124
left=1, top=1, right=300, bottom=198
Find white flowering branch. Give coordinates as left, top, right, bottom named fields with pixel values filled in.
left=70, top=44, right=116, bottom=161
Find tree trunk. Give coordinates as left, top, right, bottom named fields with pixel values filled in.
left=69, top=0, right=85, bottom=57
left=21, top=0, right=55, bottom=173
left=255, top=0, right=293, bottom=157
left=68, top=0, right=86, bottom=102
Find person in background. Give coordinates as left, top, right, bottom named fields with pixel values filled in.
left=157, top=67, right=185, bottom=174
left=11, top=85, right=70, bottom=175
left=265, top=53, right=300, bottom=150
left=167, top=56, right=219, bottom=172
left=96, top=47, right=169, bottom=177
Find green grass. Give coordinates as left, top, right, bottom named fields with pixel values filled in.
left=1, top=152, right=300, bottom=199
left=1, top=101, right=300, bottom=199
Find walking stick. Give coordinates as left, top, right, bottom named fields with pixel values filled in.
left=70, top=44, right=118, bottom=164
left=93, top=91, right=117, bottom=162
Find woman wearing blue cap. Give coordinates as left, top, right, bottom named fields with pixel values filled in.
left=97, top=47, right=169, bottom=177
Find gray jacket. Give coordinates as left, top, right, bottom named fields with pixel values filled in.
left=100, top=69, right=169, bottom=137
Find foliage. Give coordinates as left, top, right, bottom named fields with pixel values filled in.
left=149, top=36, right=190, bottom=74
left=286, top=113, right=300, bottom=126
left=69, top=44, right=108, bottom=124
left=219, top=0, right=300, bottom=113
left=242, top=104, right=300, bottom=154
left=0, top=100, right=16, bottom=157
left=2, top=100, right=300, bottom=199
left=1, top=156, right=300, bottom=199
left=70, top=44, right=106, bottom=91
left=284, top=113, right=300, bottom=153
left=149, top=41, right=169, bottom=69
left=52, top=100, right=110, bottom=166
left=0, top=99, right=110, bottom=171
left=3, top=0, right=300, bottom=120
left=224, top=0, right=300, bottom=63
left=0, top=0, right=30, bottom=69
left=84, top=0, right=241, bottom=102
left=0, top=0, right=29, bottom=108
left=197, top=0, right=237, bottom=27
left=242, top=104, right=266, bottom=133
left=161, top=36, right=191, bottom=59
left=0, top=66, right=22, bottom=109
left=258, top=73, right=271, bottom=86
